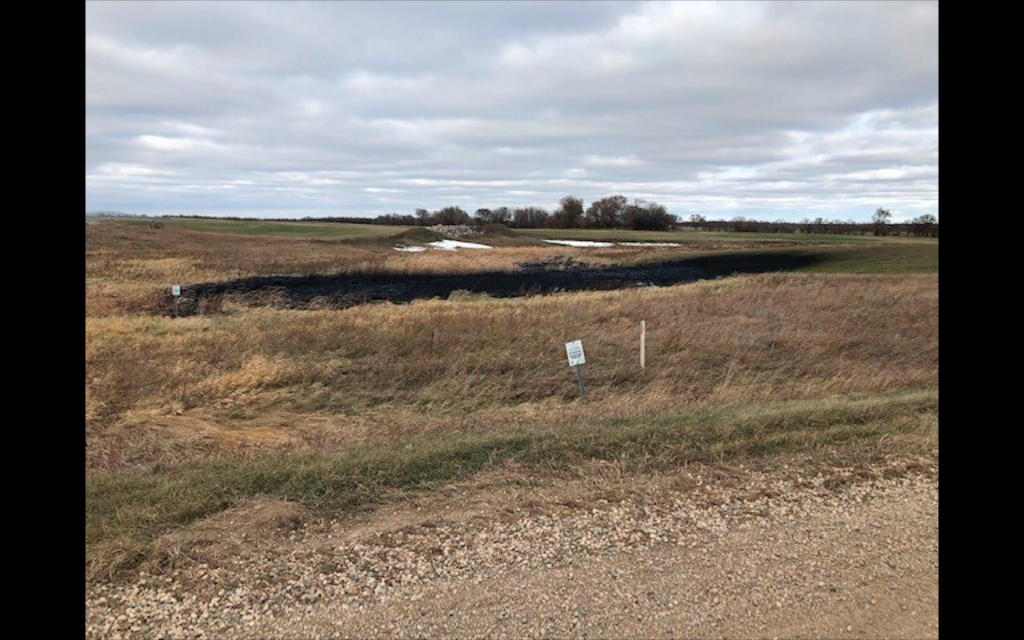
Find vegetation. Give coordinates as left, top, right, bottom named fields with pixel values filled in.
left=799, top=243, right=939, bottom=274
left=909, top=214, right=938, bottom=237
left=551, top=195, right=585, bottom=229
left=515, top=226, right=939, bottom=252
left=372, top=196, right=935, bottom=236
left=375, top=195, right=676, bottom=230
left=110, top=201, right=937, bottom=238
left=85, top=219, right=938, bottom=578
left=872, top=208, right=893, bottom=236
left=87, top=388, right=936, bottom=577
left=125, top=218, right=405, bottom=238
left=681, top=215, right=937, bottom=237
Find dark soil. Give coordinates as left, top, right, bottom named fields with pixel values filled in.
left=172, top=251, right=822, bottom=315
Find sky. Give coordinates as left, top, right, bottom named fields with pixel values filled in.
left=85, top=1, right=938, bottom=222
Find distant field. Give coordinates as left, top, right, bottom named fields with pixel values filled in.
left=120, top=218, right=930, bottom=247
left=517, top=227, right=898, bottom=245
left=125, top=217, right=406, bottom=238
left=801, top=243, right=939, bottom=274
left=86, top=221, right=937, bottom=317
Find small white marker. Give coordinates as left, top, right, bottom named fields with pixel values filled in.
left=565, top=340, right=587, bottom=399
left=171, top=284, right=181, bottom=297
left=565, top=340, right=586, bottom=367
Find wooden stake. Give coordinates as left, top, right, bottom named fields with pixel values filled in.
left=640, top=320, right=646, bottom=369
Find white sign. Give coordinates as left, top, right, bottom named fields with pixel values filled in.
left=565, top=340, right=586, bottom=367
left=171, top=284, right=181, bottom=297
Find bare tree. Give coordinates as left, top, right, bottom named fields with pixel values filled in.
left=910, top=213, right=938, bottom=237
left=872, top=208, right=892, bottom=236
left=623, top=199, right=675, bottom=230
left=434, top=206, right=471, bottom=225
left=551, top=196, right=584, bottom=228
left=585, top=195, right=628, bottom=228
left=510, top=206, right=550, bottom=228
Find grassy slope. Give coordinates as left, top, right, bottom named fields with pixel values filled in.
left=86, top=388, right=937, bottom=577
left=86, top=274, right=938, bottom=457
left=801, top=243, right=939, bottom=274
left=517, top=229, right=938, bottom=273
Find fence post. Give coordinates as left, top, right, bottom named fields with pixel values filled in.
left=640, top=320, right=646, bottom=369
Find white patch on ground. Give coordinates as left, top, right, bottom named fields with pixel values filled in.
left=393, top=245, right=428, bottom=253
left=427, top=240, right=494, bottom=250
left=542, top=239, right=616, bottom=248
left=617, top=241, right=682, bottom=247
left=542, top=239, right=681, bottom=248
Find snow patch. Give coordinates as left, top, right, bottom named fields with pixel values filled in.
left=427, top=240, right=494, bottom=250
left=542, top=239, right=615, bottom=248
left=393, top=245, right=427, bottom=252
left=617, top=241, right=682, bottom=247
left=542, top=239, right=681, bottom=248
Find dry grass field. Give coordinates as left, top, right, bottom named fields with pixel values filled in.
left=85, top=220, right=938, bottom=579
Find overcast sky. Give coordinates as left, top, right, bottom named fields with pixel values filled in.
left=86, top=1, right=938, bottom=222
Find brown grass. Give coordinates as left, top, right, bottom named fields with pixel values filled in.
left=86, top=222, right=739, bottom=316
left=85, top=222, right=938, bottom=579
left=86, top=270, right=938, bottom=472
left=85, top=223, right=938, bottom=468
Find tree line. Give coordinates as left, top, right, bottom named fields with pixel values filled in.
left=372, top=201, right=936, bottom=237
left=682, top=209, right=937, bottom=237
left=374, top=195, right=678, bottom=230
left=165, top=202, right=936, bottom=237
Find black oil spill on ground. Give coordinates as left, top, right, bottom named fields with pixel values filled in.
left=174, top=251, right=822, bottom=315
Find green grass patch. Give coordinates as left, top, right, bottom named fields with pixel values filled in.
left=800, top=243, right=938, bottom=274
left=622, top=242, right=937, bottom=274
left=87, top=388, right=937, bottom=577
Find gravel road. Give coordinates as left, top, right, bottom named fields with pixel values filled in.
left=86, top=454, right=938, bottom=639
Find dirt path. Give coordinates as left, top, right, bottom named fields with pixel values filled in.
left=86, top=455, right=938, bottom=639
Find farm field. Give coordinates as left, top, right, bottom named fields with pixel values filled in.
left=125, top=217, right=411, bottom=238
left=85, top=219, right=938, bottom=638
left=516, top=226, right=888, bottom=244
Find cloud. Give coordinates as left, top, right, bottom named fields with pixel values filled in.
left=86, top=1, right=938, bottom=220
left=136, top=135, right=225, bottom=153
left=585, top=155, right=645, bottom=167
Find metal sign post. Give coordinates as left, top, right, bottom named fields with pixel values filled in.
left=573, top=364, right=586, bottom=398
left=565, top=340, right=587, bottom=399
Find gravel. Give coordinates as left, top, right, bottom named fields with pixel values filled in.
left=86, top=454, right=938, bottom=639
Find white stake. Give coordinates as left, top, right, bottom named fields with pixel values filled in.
left=640, top=320, right=646, bottom=369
